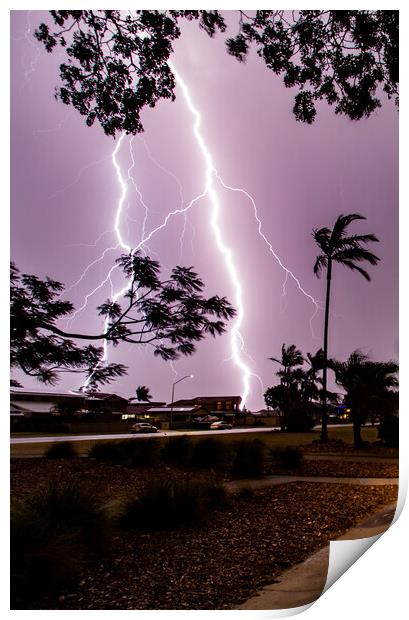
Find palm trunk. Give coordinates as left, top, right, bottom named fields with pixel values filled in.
left=321, top=259, right=332, bottom=442
left=353, top=419, right=363, bottom=448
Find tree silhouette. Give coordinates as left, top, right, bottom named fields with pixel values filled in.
left=11, top=254, right=236, bottom=387
left=35, top=10, right=398, bottom=135
left=269, top=343, right=304, bottom=385
left=135, top=385, right=152, bottom=402
left=266, top=344, right=319, bottom=431
left=329, top=351, right=398, bottom=447
left=312, top=213, right=380, bottom=442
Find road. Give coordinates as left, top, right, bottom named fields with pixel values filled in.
left=10, top=426, right=278, bottom=445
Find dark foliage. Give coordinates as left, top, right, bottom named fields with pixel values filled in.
left=11, top=255, right=235, bottom=387
left=378, top=414, right=399, bottom=447
left=120, top=478, right=227, bottom=530
left=10, top=262, right=126, bottom=387
left=265, top=344, right=323, bottom=431
left=118, top=438, right=161, bottom=467
left=161, top=435, right=193, bottom=466
left=329, top=351, right=398, bottom=448
left=227, top=11, right=398, bottom=123
left=271, top=446, right=304, bottom=469
left=231, top=439, right=265, bottom=478
left=11, top=481, right=112, bottom=608
left=35, top=10, right=398, bottom=135
left=88, top=441, right=127, bottom=463
left=191, top=437, right=231, bottom=469
left=88, top=439, right=161, bottom=466
left=284, top=409, right=315, bottom=433
left=35, top=10, right=225, bottom=136
left=313, top=214, right=381, bottom=443
left=44, top=441, right=78, bottom=459
left=135, top=385, right=151, bottom=402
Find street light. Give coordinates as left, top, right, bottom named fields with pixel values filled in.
left=170, top=374, right=194, bottom=430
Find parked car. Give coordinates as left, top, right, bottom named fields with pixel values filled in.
left=131, top=422, right=158, bottom=434
left=210, top=421, right=233, bottom=430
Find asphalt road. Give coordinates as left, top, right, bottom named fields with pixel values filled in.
left=10, top=426, right=279, bottom=445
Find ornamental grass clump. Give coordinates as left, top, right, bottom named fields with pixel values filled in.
left=44, top=441, right=78, bottom=459
left=191, top=437, right=231, bottom=470
left=88, top=440, right=127, bottom=463
left=161, top=435, right=193, bottom=466
left=231, top=439, right=266, bottom=478
left=11, top=481, right=112, bottom=609
left=120, top=478, right=227, bottom=530
left=270, top=446, right=304, bottom=469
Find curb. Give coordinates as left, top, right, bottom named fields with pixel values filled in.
left=237, top=502, right=396, bottom=610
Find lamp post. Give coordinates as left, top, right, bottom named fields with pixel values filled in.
left=170, top=374, right=193, bottom=430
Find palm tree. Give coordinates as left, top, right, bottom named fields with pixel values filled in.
left=269, top=344, right=304, bottom=386
left=330, top=351, right=398, bottom=447
left=268, top=344, right=304, bottom=429
left=135, top=385, right=152, bottom=402
left=313, top=213, right=380, bottom=442
left=301, top=349, right=324, bottom=405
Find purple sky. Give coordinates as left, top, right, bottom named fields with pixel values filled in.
left=11, top=11, right=398, bottom=410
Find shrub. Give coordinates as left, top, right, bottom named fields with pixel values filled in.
left=231, top=439, right=265, bottom=478
left=88, top=438, right=161, bottom=467
left=130, top=438, right=161, bottom=467
left=88, top=441, right=127, bottom=463
left=283, top=409, right=315, bottom=432
left=378, top=415, right=399, bottom=447
left=120, top=478, right=227, bottom=530
left=191, top=437, right=230, bottom=470
left=271, top=446, right=304, bottom=469
left=11, top=481, right=111, bottom=608
left=44, top=441, right=78, bottom=459
left=161, top=435, right=192, bottom=466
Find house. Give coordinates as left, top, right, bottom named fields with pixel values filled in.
left=136, top=405, right=211, bottom=429
left=170, top=395, right=242, bottom=415
left=84, top=392, right=130, bottom=419
left=10, top=389, right=86, bottom=418
left=122, top=401, right=167, bottom=420
left=243, top=409, right=281, bottom=428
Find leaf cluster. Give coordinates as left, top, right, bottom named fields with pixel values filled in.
left=35, top=10, right=398, bottom=135
left=227, top=10, right=398, bottom=123
left=313, top=213, right=380, bottom=281
left=329, top=350, right=398, bottom=423
left=35, top=10, right=225, bottom=136
left=10, top=253, right=236, bottom=387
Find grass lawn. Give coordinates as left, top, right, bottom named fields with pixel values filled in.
left=10, top=426, right=381, bottom=458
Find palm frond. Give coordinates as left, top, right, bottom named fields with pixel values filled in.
left=331, top=213, right=366, bottom=246
left=338, top=233, right=380, bottom=248
left=340, top=260, right=371, bottom=280
left=312, top=227, right=331, bottom=254
left=333, top=246, right=380, bottom=266
left=313, top=255, right=327, bottom=277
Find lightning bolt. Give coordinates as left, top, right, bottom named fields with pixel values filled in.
left=215, top=175, right=320, bottom=337
left=165, top=62, right=253, bottom=406
left=19, top=11, right=41, bottom=94
left=66, top=63, right=319, bottom=408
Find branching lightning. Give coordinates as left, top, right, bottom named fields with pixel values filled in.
left=60, top=61, right=320, bottom=407
left=215, top=175, right=320, bottom=337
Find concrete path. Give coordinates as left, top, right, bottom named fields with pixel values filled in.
left=226, top=475, right=398, bottom=493
left=303, top=453, right=398, bottom=463
left=238, top=503, right=396, bottom=610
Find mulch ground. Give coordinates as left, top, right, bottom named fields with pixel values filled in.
left=267, top=460, right=398, bottom=478
left=11, top=459, right=398, bottom=610
left=302, top=440, right=398, bottom=458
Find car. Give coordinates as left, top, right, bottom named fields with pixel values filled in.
left=209, top=421, right=233, bottom=430
left=130, top=422, right=158, bottom=434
